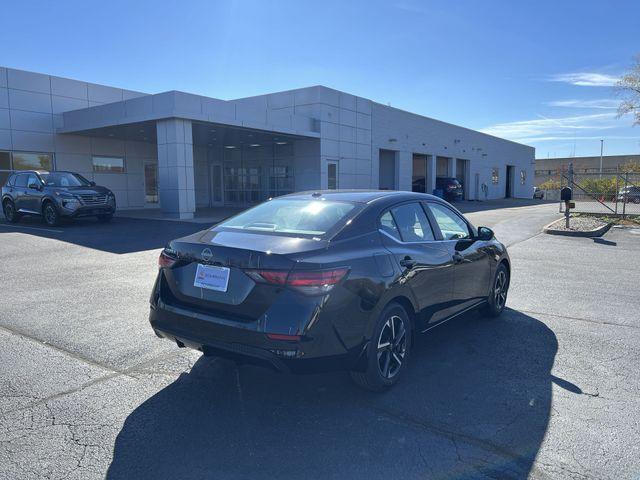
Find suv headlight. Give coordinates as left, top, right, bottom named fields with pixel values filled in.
left=107, top=192, right=116, bottom=204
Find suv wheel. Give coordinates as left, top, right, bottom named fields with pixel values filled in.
left=43, top=202, right=60, bottom=226
left=350, top=303, right=412, bottom=392
left=3, top=200, right=20, bottom=223
left=483, top=263, right=509, bottom=318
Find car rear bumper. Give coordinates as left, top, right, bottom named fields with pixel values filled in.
left=149, top=301, right=366, bottom=374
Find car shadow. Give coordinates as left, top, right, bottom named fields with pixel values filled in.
left=107, top=308, right=560, bottom=479
left=0, top=216, right=206, bottom=254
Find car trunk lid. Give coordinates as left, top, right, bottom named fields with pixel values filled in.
left=159, top=229, right=327, bottom=322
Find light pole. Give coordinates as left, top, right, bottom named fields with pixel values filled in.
left=599, top=139, right=604, bottom=177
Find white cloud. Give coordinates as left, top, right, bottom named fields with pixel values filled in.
left=480, top=112, right=619, bottom=143
left=520, top=135, right=639, bottom=143
left=546, top=99, right=619, bottom=109
left=548, top=72, right=619, bottom=87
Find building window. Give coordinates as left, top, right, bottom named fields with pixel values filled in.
left=92, top=156, right=125, bottom=173
left=12, top=152, right=54, bottom=170
left=327, top=161, right=338, bottom=190
left=0, top=151, right=11, bottom=187
left=520, top=170, right=526, bottom=185
left=491, top=168, right=499, bottom=184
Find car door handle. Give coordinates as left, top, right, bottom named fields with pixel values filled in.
left=400, top=256, right=416, bottom=268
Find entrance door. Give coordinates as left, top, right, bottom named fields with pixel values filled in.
left=505, top=165, right=514, bottom=198
left=210, top=163, right=224, bottom=206
left=327, top=161, right=338, bottom=190
left=379, top=150, right=396, bottom=190
left=144, top=162, right=159, bottom=206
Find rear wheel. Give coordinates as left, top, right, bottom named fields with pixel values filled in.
left=3, top=200, right=20, bottom=223
left=350, top=303, right=412, bottom=392
left=483, top=263, right=509, bottom=318
left=97, top=214, right=113, bottom=223
left=43, top=202, right=60, bottom=226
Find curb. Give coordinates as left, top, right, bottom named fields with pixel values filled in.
left=543, top=220, right=613, bottom=237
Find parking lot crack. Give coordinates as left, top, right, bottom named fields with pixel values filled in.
left=370, top=405, right=531, bottom=469
left=517, top=310, right=640, bottom=330
left=0, top=324, right=120, bottom=374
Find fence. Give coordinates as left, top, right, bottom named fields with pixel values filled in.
left=559, top=167, right=640, bottom=217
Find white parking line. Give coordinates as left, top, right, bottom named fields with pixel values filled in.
left=0, top=223, right=64, bottom=234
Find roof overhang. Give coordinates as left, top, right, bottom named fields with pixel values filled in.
left=57, top=90, right=320, bottom=140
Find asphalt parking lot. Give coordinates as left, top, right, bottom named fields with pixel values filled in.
left=1, top=201, right=639, bottom=480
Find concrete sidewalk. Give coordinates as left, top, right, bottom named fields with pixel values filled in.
left=116, top=206, right=243, bottom=224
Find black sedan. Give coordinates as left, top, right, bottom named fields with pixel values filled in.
left=149, top=190, right=510, bottom=391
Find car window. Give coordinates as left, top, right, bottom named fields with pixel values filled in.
left=379, top=211, right=401, bottom=241
left=390, top=203, right=434, bottom=242
left=14, top=174, right=28, bottom=188
left=26, top=174, right=40, bottom=187
left=428, top=203, right=470, bottom=240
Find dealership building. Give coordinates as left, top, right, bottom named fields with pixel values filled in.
left=0, top=66, right=534, bottom=219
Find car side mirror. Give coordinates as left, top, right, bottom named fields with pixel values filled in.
left=28, top=183, right=41, bottom=191
left=477, top=226, right=494, bottom=241
left=89, top=181, right=96, bottom=186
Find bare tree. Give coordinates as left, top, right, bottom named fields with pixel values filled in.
left=617, top=55, right=640, bottom=125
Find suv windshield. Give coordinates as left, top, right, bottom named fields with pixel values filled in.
left=217, top=199, right=357, bottom=236
left=41, top=172, right=91, bottom=187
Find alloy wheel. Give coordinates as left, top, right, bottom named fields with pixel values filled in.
left=44, top=205, right=57, bottom=225
left=377, top=315, right=407, bottom=379
left=4, top=202, right=14, bottom=221
left=494, top=270, right=508, bottom=309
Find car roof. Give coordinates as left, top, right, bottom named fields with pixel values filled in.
left=279, top=189, right=441, bottom=204
left=11, top=170, right=50, bottom=175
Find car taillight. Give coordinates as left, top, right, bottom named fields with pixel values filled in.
left=245, top=268, right=348, bottom=295
left=158, top=249, right=178, bottom=268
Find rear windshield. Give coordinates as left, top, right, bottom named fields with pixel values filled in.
left=217, top=199, right=357, bottom=237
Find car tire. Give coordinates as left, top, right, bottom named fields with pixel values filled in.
left=43, top=202, right=60, bottom=226
left=350, top=302, right=412, bottom=392
left=483, top=263, right=509, bottom=318
left=3, top=200, right=20, bottom=223
left=97, top=214, right=113, bottom=223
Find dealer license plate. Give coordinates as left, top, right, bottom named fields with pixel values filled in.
left=193, top=264, right=230, bottom=292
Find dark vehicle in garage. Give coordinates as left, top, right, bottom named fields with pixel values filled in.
left=149, top=190, right=510, bottom=391
left=1, top=170, right=116, bottom=226
left=435, top=177, right=464, bottom=201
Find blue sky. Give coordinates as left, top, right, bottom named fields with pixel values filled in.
left=2, top=0, right=639, bottom=158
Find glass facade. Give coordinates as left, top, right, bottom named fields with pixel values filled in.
left=222, top=143, right=295, bottom=205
